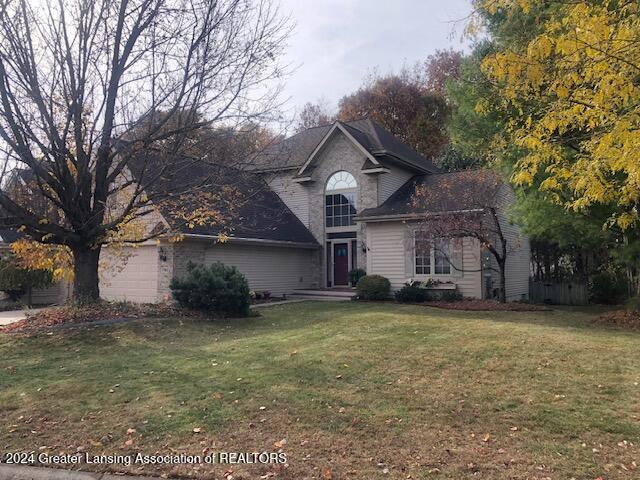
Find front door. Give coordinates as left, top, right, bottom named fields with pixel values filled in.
left=333, top=243, right=349, bottom=286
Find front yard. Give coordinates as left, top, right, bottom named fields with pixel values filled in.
left=1, top=302, right=638, bottom=479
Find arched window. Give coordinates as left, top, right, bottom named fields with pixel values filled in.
left=326, top=171, right=357, bottom=191
left=325, top=171, right=357, bottom=227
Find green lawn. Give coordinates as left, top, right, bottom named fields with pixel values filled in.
left=1, top=302, right=639, bottom=479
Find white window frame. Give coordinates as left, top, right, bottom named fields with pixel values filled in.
left=414, top=231, right=451, bottom=277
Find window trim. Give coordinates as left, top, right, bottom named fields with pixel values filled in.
left=413, top=231, right=452, bottom=277
left=325, top=171, right=358, bottom=230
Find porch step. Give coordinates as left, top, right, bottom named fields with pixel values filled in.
left=289, top=289, right=355, bottom=301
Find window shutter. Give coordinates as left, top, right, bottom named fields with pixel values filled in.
left=451, top=238, right=464, bottom=278
left=404, top=229, right=414, bottom=279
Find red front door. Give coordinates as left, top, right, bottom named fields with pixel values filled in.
left=333, top=243, right=349, bottom=286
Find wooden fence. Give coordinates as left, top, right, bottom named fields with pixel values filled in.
left=529, top=280, right=588, bottom=305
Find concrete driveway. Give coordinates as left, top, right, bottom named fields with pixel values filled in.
left=0, top=307, right=46, bottom=325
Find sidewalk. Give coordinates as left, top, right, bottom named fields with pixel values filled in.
left=0, top=308, right=47, bottom=326
left=0, top=464, right=161, bottom=480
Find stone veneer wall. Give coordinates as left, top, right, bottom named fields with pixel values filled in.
left=303, top=131, right=378, bottom=287
left=155, top=240, right=207, bottom=302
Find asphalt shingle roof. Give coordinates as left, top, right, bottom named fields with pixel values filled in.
left=247, top=118, right=438, bottom=173
left=357, top=171, right=485, bottom=219
left=127, top=150, right=318, bottom=245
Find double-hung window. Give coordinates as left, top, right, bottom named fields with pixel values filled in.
left=414, top=233, right=451, bottom=276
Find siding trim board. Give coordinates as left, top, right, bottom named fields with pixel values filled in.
left=181, top=233, right=318, bottom=249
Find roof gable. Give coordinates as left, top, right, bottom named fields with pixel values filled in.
left=296, top=122, right=379, bottom=177
left=247, top=118, right=438, bottom=174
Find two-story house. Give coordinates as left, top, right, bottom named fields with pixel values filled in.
left=98, top=119, right=530, bottom=302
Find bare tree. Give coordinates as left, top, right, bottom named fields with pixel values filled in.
left=411, top=170, right=518, bottom=302
left=295, top=100, right=334, bottom=132
left=0, top=0, right=291, bottom=302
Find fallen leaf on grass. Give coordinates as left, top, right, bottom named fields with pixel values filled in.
left=482, top=433, right=491, bottom=443
left=323, top=468, right=333, bottom=479
left=213, top=392, right=223, bottom=400
left=273, top=439, right=286, bottom=448
left=193, top=428, right=202, bottom=433
left=126, top=428, right=136, bottom=435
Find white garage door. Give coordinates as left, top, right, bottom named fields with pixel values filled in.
left=100, top=245, right=159, bottom=303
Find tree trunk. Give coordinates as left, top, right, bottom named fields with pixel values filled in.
left=498, top=260, right=507, bottom=303
left=72, top=246, right=101, bottom=303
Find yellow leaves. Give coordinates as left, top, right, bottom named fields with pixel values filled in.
left=555, top=85, right=569, bottom=99
left=512, top=169, right=534, bottom=187
left=475, top=98, right=490, bottom=116
left=478, top=0, right=640, bottom=230
left=11, top=239, right=73, bottom=282
left=527, top=35, right=554, bottom=60
left=616, top=212, right=638, bottom=231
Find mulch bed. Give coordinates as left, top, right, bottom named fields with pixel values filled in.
left=593, top=309, right=640, bottom=330
left=0, top=302, right=207, bottom=334
left=420, top=299, right=552, bottom=311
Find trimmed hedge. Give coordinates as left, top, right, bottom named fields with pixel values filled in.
left=394, top=283, right=429, bottom=303
left=356, top=274, right=390, bottom=300
left=170, top=262, right=251, bottom=316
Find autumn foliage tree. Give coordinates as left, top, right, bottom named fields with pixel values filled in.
left=0, top=0, right=290, bottom=302
left=295, top=101, right=334, bottom=132
left=477, top=0, right=640, bottom=231
left=337, top=68, right=454, bottom=160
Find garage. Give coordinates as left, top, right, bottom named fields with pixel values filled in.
left=99, top=245, right=159, bottom=303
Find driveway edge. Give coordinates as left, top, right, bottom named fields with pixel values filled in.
left=0, top=464, right=161, bottom=480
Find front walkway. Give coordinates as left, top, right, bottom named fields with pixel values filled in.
left=289, top=289, right=354, bottom=301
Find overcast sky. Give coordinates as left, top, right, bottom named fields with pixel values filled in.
left=278, top=0, right=473, bottom=116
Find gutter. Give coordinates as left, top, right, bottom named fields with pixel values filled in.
left=180, top=233, right=319, bottom=249
left=356, top=208, right=485, bottom=223
left=372, top=150, right=436, bottom=174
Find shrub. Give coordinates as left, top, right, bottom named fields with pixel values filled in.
left=0, top=255, right=53, bottom=304
left=589, top=270, right=628, bottom=305
left=349, top=268, right=366, bottom=285
left=395, top=282, right=429, bottom=303
left=356, top=274, right=390, bottom=300
left=170, top=262, right=250, bottom=316
left=440, top=288, right=463, bottom=302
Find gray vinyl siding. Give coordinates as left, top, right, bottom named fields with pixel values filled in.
left=203, top=242, right=316, bottom=296
left=365, top=221, right=483, bottom=298
left=497, top=186, right=531, bottom=301
left=377, top=167, right=414, bottom=204
left=21, top=281, right=69, bottom=305
left=264, top=171, right=310, bottom=227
